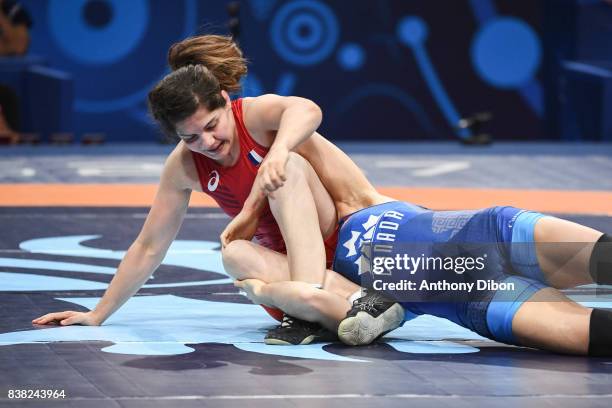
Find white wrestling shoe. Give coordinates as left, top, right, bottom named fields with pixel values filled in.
left=337, top=291, right=404, bottom=346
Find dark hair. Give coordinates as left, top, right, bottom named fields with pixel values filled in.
left=148, top=35, right=247, bottom=138
left=147, top=64, right=226, bottom=137
left=167, top=35, right=247, bottom=93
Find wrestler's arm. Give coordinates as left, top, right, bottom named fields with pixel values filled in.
left=32, top=146, right=193, bottom=326
left=220, top=171, right=267, bottom=248
left=244, top=93, right=391, bottom=219
left=295, top=133, right=392, bottom=218
left=221, top=94, right=324, bottom=244
left=237, top=93, right=388, bottom=219
left=242, top=94, right=322, bottom=193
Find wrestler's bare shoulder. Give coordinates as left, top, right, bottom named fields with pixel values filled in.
left=163, top=142, right=202, bottom=192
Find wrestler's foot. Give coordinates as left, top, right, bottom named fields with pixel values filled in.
left=337, top=291, right=404, bottom=346
left=264, top=314, right=337, bottom=345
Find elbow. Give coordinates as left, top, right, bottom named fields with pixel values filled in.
left=306, top=100, right=323, bottom=129
left=131, top=239, right=165, bottom=262
left=289, top=97, right=322, bottom=129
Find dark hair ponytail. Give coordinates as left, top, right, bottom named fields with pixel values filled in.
left=167, top=34, right=247, bottom=94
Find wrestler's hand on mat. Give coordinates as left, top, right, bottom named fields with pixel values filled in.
left=32, top=311, right=102, bottom=326
left=221, top=209, right=260, bottom=248
left=258, top=147, right=288, bottom=194
left=234, top=279, right=266, bottom=305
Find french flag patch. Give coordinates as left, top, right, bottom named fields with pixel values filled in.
left=248, top=149, right=264, bottom=166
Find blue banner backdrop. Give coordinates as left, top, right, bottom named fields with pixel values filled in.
left=21, top=0, right=546, bottom=142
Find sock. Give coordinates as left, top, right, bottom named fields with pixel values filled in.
left=348, top=289, right=363, bottom=304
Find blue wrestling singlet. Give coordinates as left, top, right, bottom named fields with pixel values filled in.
left=332, top=201, right=548, bottom=345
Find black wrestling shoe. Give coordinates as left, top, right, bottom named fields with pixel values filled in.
left=264, top=314, right=337, bottom=345
left=337, top=291, right=404, bottom=346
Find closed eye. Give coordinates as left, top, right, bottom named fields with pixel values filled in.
left=183, top=135, right=198, bottom=144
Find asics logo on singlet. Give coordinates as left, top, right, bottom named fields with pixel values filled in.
left=207, top=170, right=220, bottom=192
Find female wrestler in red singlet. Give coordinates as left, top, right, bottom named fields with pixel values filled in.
left=32, top=35, right=381, bottom=345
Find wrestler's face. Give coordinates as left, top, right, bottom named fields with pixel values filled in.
left=175, top=91, right=238, bottom=166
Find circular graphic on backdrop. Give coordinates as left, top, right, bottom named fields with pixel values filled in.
left=337, top=43, right=365, bottom=71
left=396, top=16, right=429, bottom=47
left=48, top=0, right=150, bottom=65
left=471, top=17, right=541, bottom=89
left=270, top=0, right=339, bottom=66
left=43, top=0, right=199, bottom=113
left=82, top=0, right=114, bottom=28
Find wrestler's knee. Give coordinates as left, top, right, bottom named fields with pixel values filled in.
left=282, top=152, right=308, bottom=182
left=286, top=151, right=307, bottom=167
left=221, top=239, right=251, bottom=279
left=510, top=289, right=590, bottom=355
left=267, top=152, right=309, bottom=204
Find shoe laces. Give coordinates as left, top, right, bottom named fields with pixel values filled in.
left=280, top=314, right=295, bottom=328
left=353, top=293, right=386, bottom=313
left=279, top=314, right=320, bottom=331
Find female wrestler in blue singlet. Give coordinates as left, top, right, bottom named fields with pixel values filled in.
left=333, top=201, right=560, bottom=347
left=233, top=191, right=612, bottom=356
